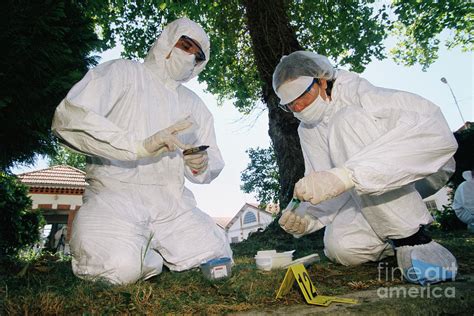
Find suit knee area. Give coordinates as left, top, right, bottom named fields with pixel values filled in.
left=324, top=235, right=371, bottom=266
left=71, top=238, right=163, bottom=285
left=107, top=261, right=145, bottom=285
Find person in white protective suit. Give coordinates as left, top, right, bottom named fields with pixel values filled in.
left=51, top=18, right=232, bottom=284
left=272, top=51, right=459, bottom=285
left=54, top=225, right=69, bottom=254
left=453, top=169, right=474, bottom=228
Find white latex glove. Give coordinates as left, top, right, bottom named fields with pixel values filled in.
left=136, top=117, right=193, bottom=158
left=184, top=151, right=208, bottom=175
left=279, top=211, right=325, bottom=236
left=279, top=211, right=308, bottom=235
left=294, top=167, right=354, bottom=205
left=396, top=241, right=457, bottom=285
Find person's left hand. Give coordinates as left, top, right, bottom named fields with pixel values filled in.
left=278, top=202, right=325, bottom=236
left=184, top=151, right=208, bottom=175
left=294, top=167, right=354, bottom=205
left=279, top=211, right=308, bottom=234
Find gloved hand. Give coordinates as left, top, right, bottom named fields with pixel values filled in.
left=278, top=204, right=324, bottom=236
left=294, top=167, right=354, bottom=205
left=396, top=241, right=457, bottom=285
left=184, top=151, right=208, bottom=175
left=279, top=211, right=309, bottom=235
left=137, top=117, right=193, bottom=158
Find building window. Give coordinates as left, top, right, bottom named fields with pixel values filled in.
left=231, top=237, right=239, bottom=243
left=425, top=200, right=437, bottom=210
left=243, top=211, right=257, bottom=224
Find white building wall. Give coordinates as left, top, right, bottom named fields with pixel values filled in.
left=227, top=220, right=241, bottom=244
left=422, top=187, right=450, bottom=210
left=30, top=193, right=82, bottom=210
left=226, top=205, right=274, bottom=243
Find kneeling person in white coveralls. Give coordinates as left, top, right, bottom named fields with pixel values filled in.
left=273, top=51, right=458, bottom=285
left=453, top=169, right=474, bottom=229
left=52, top=18, right=232, bottom=284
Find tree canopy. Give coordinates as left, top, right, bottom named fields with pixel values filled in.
left=2, top=0, right=471, bottom=206
left=452, top=125, right=474, bottom=189
left=390, top=0, right=473, bottom=70
left=47, top=146, right=86, bottom=171
left=86, top=0, right=471, bottom=205
left=240, top=146, right=280, bottom=206
left=0, top=0, right=102, bottom=170
left=89, top=0, right=391, bottom=112
left=0, top=173, right=44, bottom=257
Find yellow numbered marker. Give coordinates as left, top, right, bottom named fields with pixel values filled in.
left=276, top=263, right=357, bottom=306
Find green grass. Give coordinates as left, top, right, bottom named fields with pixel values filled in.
left=1, top=229, right=473, bottom=314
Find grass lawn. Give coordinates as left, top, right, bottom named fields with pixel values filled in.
left=1, top=228, right=473, bottom=314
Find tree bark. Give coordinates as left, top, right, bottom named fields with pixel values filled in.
left=242, top=0, right=305, bottom=206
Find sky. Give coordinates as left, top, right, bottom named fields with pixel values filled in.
left=12, top=36, right=473, bottom=219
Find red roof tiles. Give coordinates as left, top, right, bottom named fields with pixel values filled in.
left=17, top=165, right=87, bottom=188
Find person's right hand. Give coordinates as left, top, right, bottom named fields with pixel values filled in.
left=138, top=117, right=193, bottom=158
left=184, top=151, right=208, bottom=175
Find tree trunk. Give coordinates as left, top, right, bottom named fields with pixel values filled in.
left=242, top=0, right=305, bottom=207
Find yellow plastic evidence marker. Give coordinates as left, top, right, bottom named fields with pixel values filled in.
left=276, top=263, right=358, bottom=306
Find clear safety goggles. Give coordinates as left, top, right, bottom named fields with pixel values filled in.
left=278, top=78, right=319, bottom=112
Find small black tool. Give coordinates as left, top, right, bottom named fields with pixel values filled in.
left=183, top=145, right=209, bottom=155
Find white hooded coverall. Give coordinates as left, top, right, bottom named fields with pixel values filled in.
left=52, top=18, right=232, bottom=284
left=453, top=170, right=474, bottom=225
left=295, top=70, right=457, bottom=265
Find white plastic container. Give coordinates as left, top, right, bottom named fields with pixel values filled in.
left=255, top=250, right=294, bottom=271
left=255, top=255, right=273, bottom=271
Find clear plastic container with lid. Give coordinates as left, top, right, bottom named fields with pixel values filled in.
left=254, top=250, right=294, bottom=271
left=200, top=257, right=232, bottom=280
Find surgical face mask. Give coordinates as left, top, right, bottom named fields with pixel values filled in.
left=293, top=95, right=330, bottom=125
left=165, top=47, right=196, bottom=82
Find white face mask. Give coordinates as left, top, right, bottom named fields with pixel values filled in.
left=293, top=95, right=330, bottom=125
left=165, top=47, right=196, bottom=82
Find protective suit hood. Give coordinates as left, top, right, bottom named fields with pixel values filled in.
left=144, top=17, right=210, bottom=87
left=462, top=170, right=473, bottom=181
left=330, top=70, right=362, bottom=107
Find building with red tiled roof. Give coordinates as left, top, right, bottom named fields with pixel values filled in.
left=17, top=165, right=87, bottom=241
left=18, top=165, right=281, bottom=246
